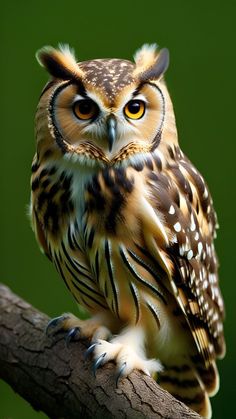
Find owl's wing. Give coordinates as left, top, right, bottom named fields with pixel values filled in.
left=144, top=153, right=225, bottom=368
left=30, top=205, right=52, bottom=261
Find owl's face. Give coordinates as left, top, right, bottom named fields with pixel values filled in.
left=36, top=44, right=174, bottom=165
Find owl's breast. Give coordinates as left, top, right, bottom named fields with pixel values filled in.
left=31, top=161, right=143, bottom=248
left=83, top=166, right=141, bottom=240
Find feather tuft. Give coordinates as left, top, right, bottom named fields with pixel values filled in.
left=133, top=44, right=169, bottom=80
left=134, top=43, right=159, bottom=69
left=58, top=43, right=77, bottom=65
left=36, top=44, right=83, bottom=80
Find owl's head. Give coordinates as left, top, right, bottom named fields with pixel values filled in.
left=36, top=44, right=177, bottom=166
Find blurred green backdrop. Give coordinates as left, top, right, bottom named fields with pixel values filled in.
left=0, top=0, right=235, bottom=418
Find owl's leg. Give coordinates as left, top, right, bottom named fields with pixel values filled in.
left=46, top=312, right=113, bottom=343
left=88, top=326, right=162, bottom=381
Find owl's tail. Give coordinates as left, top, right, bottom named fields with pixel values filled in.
left=158, top=362, right=218, bottom=419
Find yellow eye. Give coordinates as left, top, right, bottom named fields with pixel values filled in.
left=73, top=99, right=99, bottom=120
left=124, top=100, right=145, bottom=120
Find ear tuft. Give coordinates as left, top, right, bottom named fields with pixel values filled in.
left=133, top=44, right=169, bottom=81
left=134, top=43, right=159, bottom=70
left=58, top=43, right=76, bottom=63
left=36, top=44, right=84, bottom=80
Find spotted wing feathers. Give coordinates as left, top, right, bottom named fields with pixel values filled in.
left=147, top=151, right=225, bottom=368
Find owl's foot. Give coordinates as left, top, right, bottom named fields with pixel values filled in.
left=46, top=313, right=111, bottom=343
left=86, top=327, right=162, bottom=383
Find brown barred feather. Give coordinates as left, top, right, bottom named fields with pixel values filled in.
left=159, top=364, right=212, bottom=418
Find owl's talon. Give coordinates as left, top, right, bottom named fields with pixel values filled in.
left=84, top=342, right=100, bottom=360
left=92, top=336, right=162, bottom=379
left=116, top=362, right=127, bottom=387
left=65, top=327, right=80, bottom=347
left=93, top=352, right=107, bottom=377
left=45, top=315, right=68, bottom=336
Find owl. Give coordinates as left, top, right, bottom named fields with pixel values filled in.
left=30, top=44, right=225, bottom=418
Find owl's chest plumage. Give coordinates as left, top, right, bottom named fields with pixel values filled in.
left=31, top=159, right=194, bottom=363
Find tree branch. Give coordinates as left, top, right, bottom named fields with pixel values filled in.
left=0, top=284, right=201, bottom=419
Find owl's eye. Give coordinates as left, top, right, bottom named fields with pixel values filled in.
left=73, top=99, right=99, bottom=120
left=124, top=100, right=145, bottom=120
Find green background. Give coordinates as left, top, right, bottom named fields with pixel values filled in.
left=0, top=1, right=235, bottom=418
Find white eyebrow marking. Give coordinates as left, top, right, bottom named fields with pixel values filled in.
left=132, top=93, right=148, bottom=103
left=72, top=94, right=86, bottom=104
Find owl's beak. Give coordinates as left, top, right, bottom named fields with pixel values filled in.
left=106, top=115, right=117, bottom=152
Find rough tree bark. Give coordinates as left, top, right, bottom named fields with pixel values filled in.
left=0, top=284, right=201, bottom=419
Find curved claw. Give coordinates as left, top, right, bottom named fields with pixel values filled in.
left=45, top=315, right=68, bottom=336
left=93, top=352, right=106, bottom=377
left=116, top=362, right=127, bottom=388
left=84, top=342, right=100, bottom=360
left=65, top=327, right=80, bottom=347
